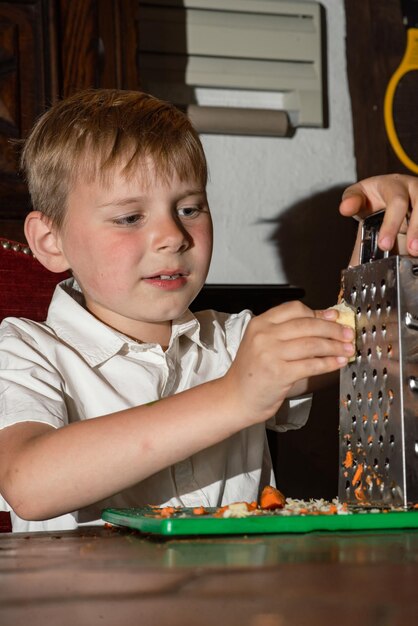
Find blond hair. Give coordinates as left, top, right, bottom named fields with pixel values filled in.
left=21, top=89, right=208, bottom=229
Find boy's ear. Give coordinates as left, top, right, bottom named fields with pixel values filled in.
left=24, top=211, right=71, bottom=273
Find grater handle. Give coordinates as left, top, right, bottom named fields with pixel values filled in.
left=359, top=210, right=390, bottom=264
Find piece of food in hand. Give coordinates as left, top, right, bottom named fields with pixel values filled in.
left=259, top=485, right=286, bottom=510
left=328, top=300, right=356, bottom=362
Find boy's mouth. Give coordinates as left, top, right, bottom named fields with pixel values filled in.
left=143, top=270, right=190, bottom=290
left=145, top=271, right=188, bottom=281
left=155, top=273, right=182, bottom=281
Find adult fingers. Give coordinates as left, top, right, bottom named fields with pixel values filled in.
left=339, top=175, right=418, bottom=254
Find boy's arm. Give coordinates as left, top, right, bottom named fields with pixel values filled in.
left=0, top=301, right=353, bottom=521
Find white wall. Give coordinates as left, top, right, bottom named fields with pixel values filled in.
left=202, top=0, right=357, bottom=303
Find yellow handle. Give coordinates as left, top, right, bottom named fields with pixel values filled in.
left=384, top=27, right=418, bottom=174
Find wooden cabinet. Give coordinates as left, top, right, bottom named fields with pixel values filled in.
left=0, top=0, right=139, bottom=240
left=344, top=0, right=411, bottom=179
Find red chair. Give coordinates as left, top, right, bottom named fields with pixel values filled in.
left=0, top=238, right=70, bottom=532
left=0, top=238, right=70, bottom=322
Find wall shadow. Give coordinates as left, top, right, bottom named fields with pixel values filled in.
left=265, top=185, right=358, bottom=309
left=264, top=186, right=359, bottom=499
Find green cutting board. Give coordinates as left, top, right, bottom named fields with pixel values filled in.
left=102, top=506, right=418, bottom=536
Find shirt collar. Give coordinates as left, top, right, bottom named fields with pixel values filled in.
left=46, top=278, right=210, bottom=366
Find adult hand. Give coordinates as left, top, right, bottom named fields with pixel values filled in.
left=339, top=174, right=418, bottom=256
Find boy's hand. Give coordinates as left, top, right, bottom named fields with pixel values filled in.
left=339, top=174, right=418, bottom=256
left=222, top=301, right=354, bottom=425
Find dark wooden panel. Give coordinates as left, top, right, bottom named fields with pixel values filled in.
left=0, top=0, right=57, bottom=217
left=0, top=0, right=140, bottom=230
left=344, top=0, right=411, bottom=178
left=59, top=0, right=139, bottom=96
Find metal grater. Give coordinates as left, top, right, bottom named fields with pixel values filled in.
left=338, top=212, right=418, bottom=508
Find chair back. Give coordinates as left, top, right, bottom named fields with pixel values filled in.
left=0, top=238, right=70, bottom=322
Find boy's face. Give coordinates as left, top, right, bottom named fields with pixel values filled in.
left=54, top=163, right=213, bottom=344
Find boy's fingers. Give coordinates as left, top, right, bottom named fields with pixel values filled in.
left=277, top=336, right=355, bottom=361
left=260, top=300, right=315, bottom=324
left=287, top=355, right=349, bottom=382
left=277, top=318, right=354, bottom=343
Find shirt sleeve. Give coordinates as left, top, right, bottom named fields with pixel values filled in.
left=0, top=322, right=68, bottom=431
left=266, top=394, right=312, bottom=432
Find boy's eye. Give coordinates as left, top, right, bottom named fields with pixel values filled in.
left=113, top=214, right=142, bottom=226
left=177, top=206, right=201, bottom=218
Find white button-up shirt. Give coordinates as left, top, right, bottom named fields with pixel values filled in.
left=0, top=279, right=311, bottom=532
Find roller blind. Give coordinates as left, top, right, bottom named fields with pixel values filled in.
left=138, top=0, right=325, bottom=134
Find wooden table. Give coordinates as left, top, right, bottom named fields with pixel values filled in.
left=1, top=526, right=418, bottom=625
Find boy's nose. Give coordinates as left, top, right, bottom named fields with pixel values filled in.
left=153, top=215, right=191, bottom=253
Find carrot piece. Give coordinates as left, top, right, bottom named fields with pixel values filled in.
left=354, top=485, right=368, bottom=502
left=192, top=506, right=208, bottom=516
left=159, top=506, right=176, bottom=518
left=352, top=464, right=363, bottom=485
left=343, top=450, right=354, bottom=468
left=259, top=485, right=286, bottom=510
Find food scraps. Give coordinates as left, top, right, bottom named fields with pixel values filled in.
left=148, top=485, right=352, bottom=519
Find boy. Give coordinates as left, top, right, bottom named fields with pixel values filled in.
left=0, top=89, right=415, bottom=532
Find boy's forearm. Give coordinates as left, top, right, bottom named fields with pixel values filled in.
left=0, top=377, right=251, bottom=521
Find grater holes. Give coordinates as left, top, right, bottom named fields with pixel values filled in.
left=350, top=286, right=357, bottom=303
left=378, top=390, right=383, bottom=406
left=352, top=372, right=357, bottom=386
left=385, top=458, right=390, bottom=470
left=381, top=323, right=387, bottom=337
left=383, top=367, right=388, bottom=379
left=367, top=348, right=372, bottom=361
left=362, top=370, right=367, bottom=384
left=373, top=458, right=379, bottom=469
left=361, top=327, right=367, bottom=343
left=389, top=434, right=395, bottom=447
left=372, top=369, right=378, bottom=382
left=383, top=413, right=389, bottom=427
left=387, top=344, right=393, bottom=358
left=361, top=284, right=367, bottom=301
left=380, top=279, right=386, bottom=297
left=362, top=414, right=368, bottom=428
left=367, top=391, right=373, bottom=406
left=342, top=394, right=352, bottom=410
left=351, top=415, right=357, bottom=430
left=371, top=324, right=377, bottom=338
left=356, top=306, right=361, bottom=318
left=378, top=435, right=384, bottom=448
left=366, top=305, right=372, bottom=319
left=388, top=389, right=394, bottom=404
left=370, top=282, right=376, bottom=298
left=367, top=434, right=373, bottom=447
left=386, top=301, right=392, bottom=315
left=372, top=413, right=379, bottom=428
left=356, top=393, right=362, bottom=408
left=376, top=303, right=381, bottom=317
